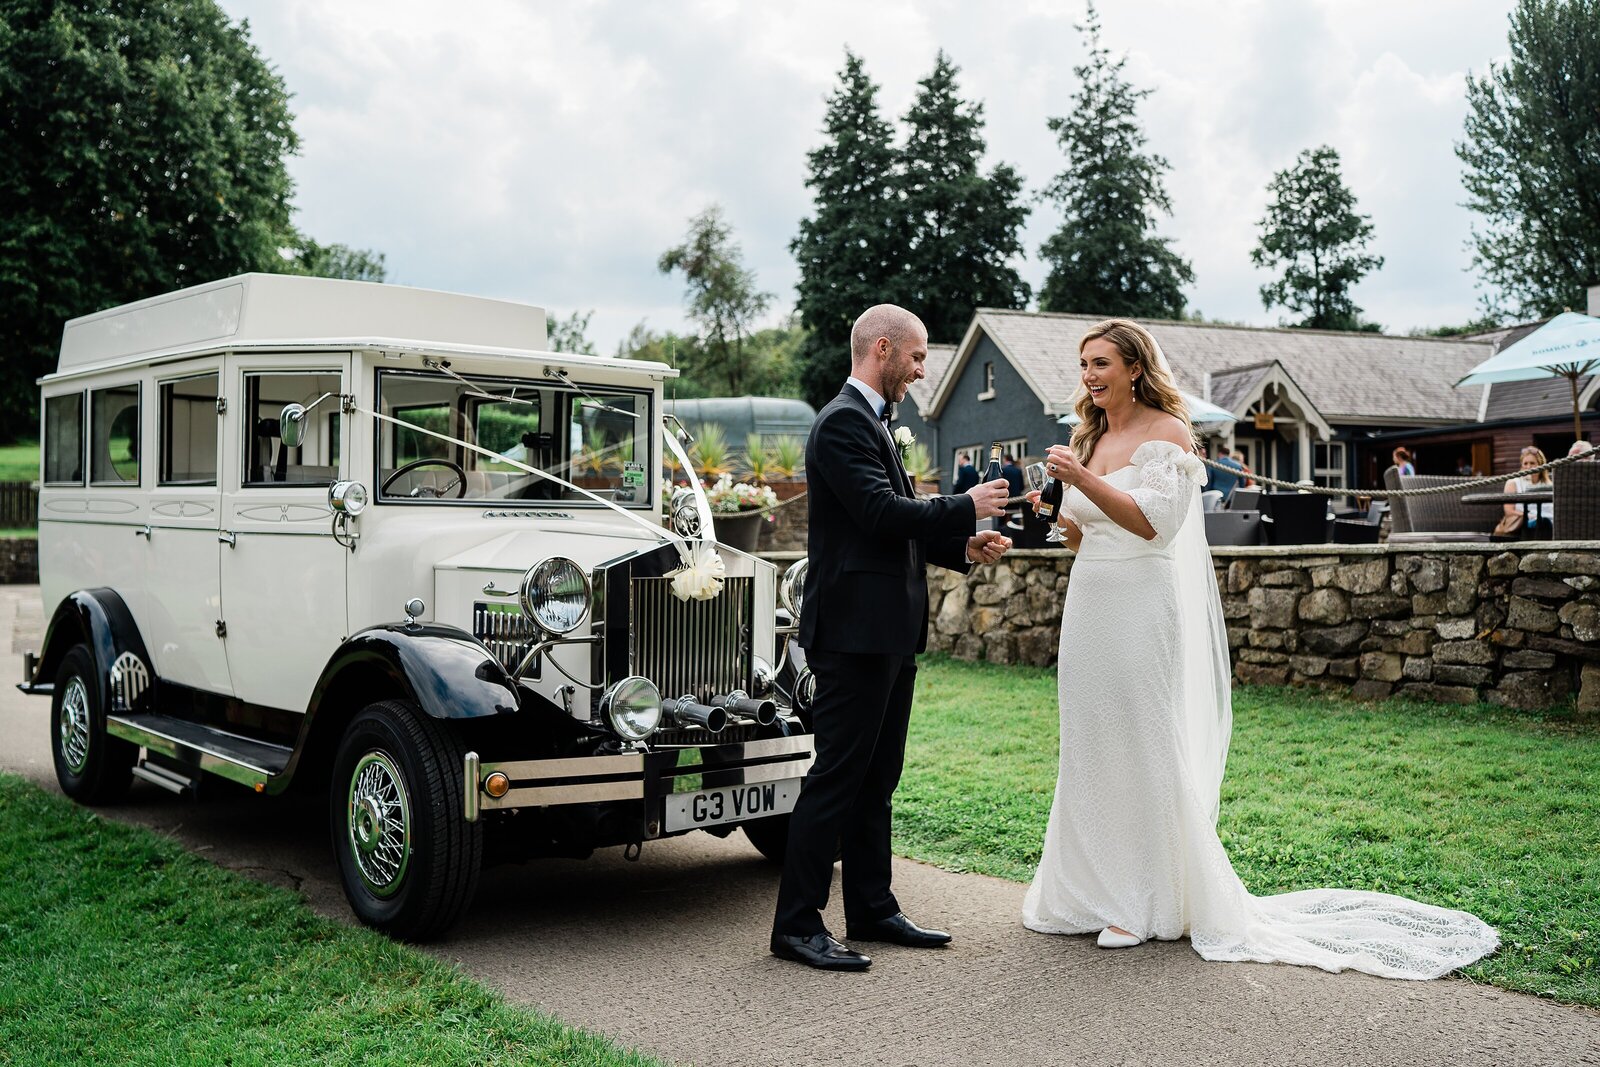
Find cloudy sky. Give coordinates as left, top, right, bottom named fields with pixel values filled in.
left=219, top=0, right=1517, bottom=351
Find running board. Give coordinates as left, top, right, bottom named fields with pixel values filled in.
left=107, top=713, right=292, bottom=792
left=132, top=760, right=199, bottom=795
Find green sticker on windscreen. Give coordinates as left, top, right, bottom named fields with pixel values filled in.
left=622, top=462, right=645, bottom=487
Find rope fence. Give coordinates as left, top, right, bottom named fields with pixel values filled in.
left=1193, top=450, right=1591, bottom=499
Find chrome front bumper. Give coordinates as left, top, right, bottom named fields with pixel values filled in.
left=462, top=733, right=815, bottom=823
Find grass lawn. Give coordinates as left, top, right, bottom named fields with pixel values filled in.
left=0, top=441, right=39, bottom=482
left=0, top=774, right=662, bottom=1067
left=898, top=655, right=1600, bottom=1008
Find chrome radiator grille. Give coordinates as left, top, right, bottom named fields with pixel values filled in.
left=630, top=576, right=751, bottom=702
left=473, top=602, right=537, bottom=673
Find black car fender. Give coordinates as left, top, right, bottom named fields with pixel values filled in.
left=306, top=623, right=523, bottom=723
left=24, top=589, right=154, bottom=708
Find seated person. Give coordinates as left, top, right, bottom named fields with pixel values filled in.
left=1504, top=446, right=1554, bottom=538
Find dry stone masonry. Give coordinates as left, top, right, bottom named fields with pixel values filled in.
left=919, top=545, right=1600, bottom=718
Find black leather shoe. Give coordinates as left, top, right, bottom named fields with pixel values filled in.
left=770, top=932, right=872, bottom=971
left=846, top=912, right=952, bottom=948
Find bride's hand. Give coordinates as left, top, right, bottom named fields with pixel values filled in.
left=1045, top=445, right=1088, bottom=488
left=1024, top=488, right=1042, bottom=515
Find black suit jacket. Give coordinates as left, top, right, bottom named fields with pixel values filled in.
left=798, top=385, right=975, bottom=656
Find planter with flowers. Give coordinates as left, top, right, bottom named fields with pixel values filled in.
left=704, top=473, right=779, bottom=551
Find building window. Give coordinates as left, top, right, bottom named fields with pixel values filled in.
left=978, top=361, right=996, bottom=400
left=1313, top=441, right=1346, bottom=489
left=90, top=384, right=140, bottom=486
left=160, top=373, right=220, bottom=486
left=44, top=392, right=84, bottom=485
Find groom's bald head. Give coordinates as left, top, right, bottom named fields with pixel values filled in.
left=850, top=304, right=925, bottom=367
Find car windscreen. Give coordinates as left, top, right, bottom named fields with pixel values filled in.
left=375, top=369, right=650, bottom=507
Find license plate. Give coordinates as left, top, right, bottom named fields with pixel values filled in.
left=664, top=779, right=801, bottom=832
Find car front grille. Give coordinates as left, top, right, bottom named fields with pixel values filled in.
left=630, top=575, right=751, bottom=703
left=473, top=602, right=537, bottom=674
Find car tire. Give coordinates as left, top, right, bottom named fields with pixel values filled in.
left=330, top=699, right=482, bottom=940
left=742, top=812, right=793, bottom=863
left=50, top=645, right=135, bottom=804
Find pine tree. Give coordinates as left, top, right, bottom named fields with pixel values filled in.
left=792, top=51, right=909, bottom=410
left=899, top=51, right=1030, bottom=344
left=1251, top=146, right=1384, bottom=331
left=1457, top=0, right=1600, bottom=318
left=1038, top=3, right=1192, bottom=319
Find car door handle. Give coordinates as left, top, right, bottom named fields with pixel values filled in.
left=135, top=525, right=152, bottom=539
left=218, top=530, right=236, bottom=547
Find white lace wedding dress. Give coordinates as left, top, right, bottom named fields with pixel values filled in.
left=1021, top=441, right=1499, bottom=979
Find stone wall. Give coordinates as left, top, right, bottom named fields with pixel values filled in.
left=908, top=544, right=1600, bottom=717
left=0, top=537, right=37, bottom=584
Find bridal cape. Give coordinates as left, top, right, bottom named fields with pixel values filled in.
left=1021, top=440, right=1499, bottom=979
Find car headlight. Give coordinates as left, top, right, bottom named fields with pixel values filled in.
left=519, top=557, right=591, bottom=634
left=751, top=656, right=776, bottom=698
left=793, top=667, right=817, bottom=711
left=328, top=480, right=368, bottom=516
left=600, top=676, right=662, bottom=741
left=780, top=557, right=808, bottom=618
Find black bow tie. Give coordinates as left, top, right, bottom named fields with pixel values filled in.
left=879, top=404, right=895, bottom=427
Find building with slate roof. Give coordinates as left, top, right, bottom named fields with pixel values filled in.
left=897, top=298, right=1600, bottom=494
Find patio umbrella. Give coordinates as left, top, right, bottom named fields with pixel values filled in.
left=1456, top=311, right=1600, bottom=442
left=1057, top=390, right=1241, bottom=429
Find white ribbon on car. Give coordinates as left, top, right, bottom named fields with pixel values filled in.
left=359, top=406, right=725, bottom=601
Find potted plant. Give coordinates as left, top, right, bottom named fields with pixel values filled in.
left=765, top=435, right=807, bottom=502
left=704, top=473, right=778, bottom=551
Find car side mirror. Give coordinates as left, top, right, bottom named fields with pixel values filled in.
left=279, top=403, right=307, bottom=448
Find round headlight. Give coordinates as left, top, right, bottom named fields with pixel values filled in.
left=519, top=557, right=591, bottom=634
left=751, top=656, right=776, bottom=698
left=793, top=667, right=817, bottom=711
left=670, top=487, right=702, bottom=538
left=780, top=557, right=808, bottom=618
left=601, top=676, right=662, bottom=741
left=328, top=480, right=369, bottom=516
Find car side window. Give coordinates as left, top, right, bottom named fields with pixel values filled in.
left=160, top=373, right=220, bottom=486
left=90, top=384, right=140, bottom=485
left=43, top=392, right=85, bottom=485
left=242, top=371, right=342, bottom=487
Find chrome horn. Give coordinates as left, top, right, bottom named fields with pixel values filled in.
left=713, top=690, right=777, bottom=726
left=663, top=695, right=728, bottom=734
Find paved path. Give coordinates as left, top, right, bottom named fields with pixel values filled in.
left=1, top=585, right=1596, bottom=1067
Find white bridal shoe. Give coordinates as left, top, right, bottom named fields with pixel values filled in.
left=1096, top=927, right=1144, bottom=949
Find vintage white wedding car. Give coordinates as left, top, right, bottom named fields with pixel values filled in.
left=21, top=273, right=814, bottom=938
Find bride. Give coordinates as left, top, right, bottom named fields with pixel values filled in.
left=1020, top=318, right=1499, bottom=979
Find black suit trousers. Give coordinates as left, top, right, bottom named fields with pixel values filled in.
left=772, top=648, right=917, bottom=937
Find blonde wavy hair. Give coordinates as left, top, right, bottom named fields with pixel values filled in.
left=1520, top=446, right=1550, bottom=485
left=1070, top=318, right=1195, bottom=464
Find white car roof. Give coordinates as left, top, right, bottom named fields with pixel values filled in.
left=47, top=273, right=674, bottom=382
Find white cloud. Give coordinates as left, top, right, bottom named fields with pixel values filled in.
left=221, top=0, right=1516, bottom=351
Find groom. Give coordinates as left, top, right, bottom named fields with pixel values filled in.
left=770, top=304, right=1012, bottom=971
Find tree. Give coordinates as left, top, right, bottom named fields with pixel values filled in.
left=1037, top=3, right=1192, bottom=319
left=1251, top=146, right=1384, bottom=331
left=547, top=309, right=597, bottom=354
left=0, top=0, right=301, bottom=440
left=1457, top=0, right=1600, bottom=319
left=284, top=239, right=387, bottom=282
left=658, top=205, right=773, bottom=396
left=898, top=52, right=1031, bottom=343
left=792, top=51, right=909, bottom=410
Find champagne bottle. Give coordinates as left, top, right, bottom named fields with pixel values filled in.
left=1038, top=464, right=1064, bottom=521
left=983, top=443, right=1004, bottom=484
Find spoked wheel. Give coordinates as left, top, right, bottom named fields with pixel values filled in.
left=330, top=700, right=481, bottom=940
left=50, top=645, right=135, bottom=804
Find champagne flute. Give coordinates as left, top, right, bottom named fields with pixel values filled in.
left=1007, top=462, right=1049, bottom=531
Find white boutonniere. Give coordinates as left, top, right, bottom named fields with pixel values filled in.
left=893, top=425, right=915, bottom=464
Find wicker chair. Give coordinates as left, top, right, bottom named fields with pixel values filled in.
left=1388, top=473, right=1498, bottom=543
left=1553, top=460, right=1600, bottom=540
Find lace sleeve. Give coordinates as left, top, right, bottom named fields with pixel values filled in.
left=1127, top=440, right=1205, bottom=547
